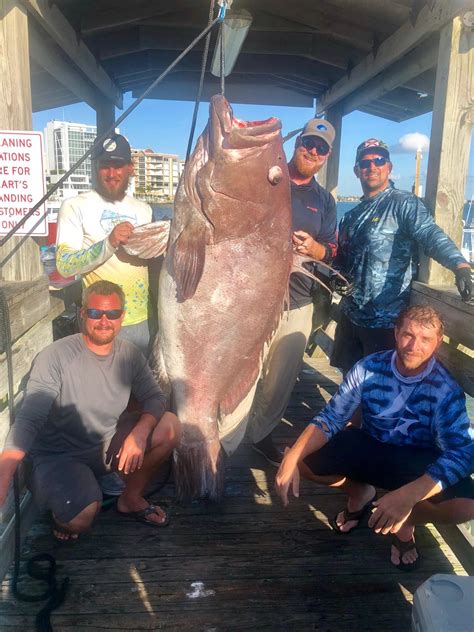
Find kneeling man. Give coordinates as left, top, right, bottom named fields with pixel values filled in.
left=276, top=305, right=474, bottom=570
left=0, top=280, right=180, bottom=540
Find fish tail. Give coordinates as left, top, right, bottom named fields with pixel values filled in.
left=174, top=439, right=225, bottom=501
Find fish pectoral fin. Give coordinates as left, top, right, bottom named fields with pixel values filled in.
left=123, top=221, right=171, bottom=258
left=291, top=254, right=332, bottom=295
left=173, top=222, right=207, bottom=300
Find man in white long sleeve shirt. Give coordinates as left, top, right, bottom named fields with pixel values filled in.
left=55, top=134, right=153, bottom=354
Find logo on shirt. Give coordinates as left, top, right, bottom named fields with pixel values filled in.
left=307, top=206, right=319, bottom=214
left=372, top=217, right=380, bottom=223
left=100, top=209, right=137, bottom=234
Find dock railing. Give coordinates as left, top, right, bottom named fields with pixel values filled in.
left=307, top=283, right=474, bottom=574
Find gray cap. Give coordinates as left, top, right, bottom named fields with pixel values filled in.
left=300, top=118, right=335, bottom=148
left=92, top=134, right=132, bottom=164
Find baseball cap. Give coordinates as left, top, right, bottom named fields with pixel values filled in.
left=300, top=118, right=335, bottom=148
left=93, top=134, right=132, bottom=164
left=355, top=138, right=390, bottom=162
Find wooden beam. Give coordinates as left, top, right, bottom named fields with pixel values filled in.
left=96, top=97, right=116, bottom=137
left=20, top=0, right=123, bottom=107
left=317, top=0, right=472, bottom=114
left=0, top=0, right=44, bottom=283
left=28, top=21, right=100, bottom=110
left=420, top=15, right=474, bottom=285
left=339, top=37, right=438, bottom=116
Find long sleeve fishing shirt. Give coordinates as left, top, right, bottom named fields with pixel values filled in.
left=311, top=350, right=474, bottom=490
left=289, top=178, right=337, bottom=309
left=335, top=186, right=467, bottom=328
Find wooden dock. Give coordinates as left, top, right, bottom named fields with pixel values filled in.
left=0, top=356, right=467, bottom=631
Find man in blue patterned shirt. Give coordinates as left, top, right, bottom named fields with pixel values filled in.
left=276, top=305, right=474, bottom=570
left=330, top=139, right=472, bottom=374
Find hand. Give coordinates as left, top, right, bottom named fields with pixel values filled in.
left=329, top=272, right=354, bottom=297
left=108, top=222, right=135, bottom=249
left=116, top=426, right=149, bottom=475
left=292, top=231, right=325, bottom=261
left=368, top=489, right=415, bottom=535
left=455, top=265, right=472, bottom=302
left=275, top=448, right=300, bottom=507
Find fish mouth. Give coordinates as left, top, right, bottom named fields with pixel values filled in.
left=211, top=95, right=282, bottom=149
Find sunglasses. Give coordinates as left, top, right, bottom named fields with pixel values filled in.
left=358, top=157, right=387, bottom=169
left=301, top=137, right=330, bottom=155
left=85, top=308, right=124, bottom=320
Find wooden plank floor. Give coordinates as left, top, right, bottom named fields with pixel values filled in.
left=0, top=356, right=467, bottom=631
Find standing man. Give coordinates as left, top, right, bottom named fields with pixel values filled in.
left=0, top=281, right=180, bottom=540
left=331, top=138, right=472, bottom=375
left=56, top=134, right=153, bottom=355
left=276, top=305, right=474, bottom=570
left=249, top=119, right=338, bottom=465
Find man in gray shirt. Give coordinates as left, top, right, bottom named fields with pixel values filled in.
left=0, top=281, right=181, bottom=540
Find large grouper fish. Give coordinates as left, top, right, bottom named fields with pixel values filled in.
left=124, top=95, right=295, bottom=500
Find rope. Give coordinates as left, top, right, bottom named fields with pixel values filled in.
left=185, top=0, right=217, bottom=162
left=0, top=13, right=224, bottom=256
left=220, top=21, right=225, bottom=95
left=0, top=289, right=69, bottom=630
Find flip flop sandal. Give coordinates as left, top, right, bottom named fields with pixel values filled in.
left=329, top=494, right=377, bottom=534
left=390, top=534, right=420, bottom=572
left=118, top=504, right=170, bottom=528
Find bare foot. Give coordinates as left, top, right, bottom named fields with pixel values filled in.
left=334, top=484, right=376, bottom=533
left=52, top=523, right=80, bottom=542
left=390, top=525, right=418, bottom=568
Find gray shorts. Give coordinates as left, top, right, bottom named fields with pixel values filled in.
left=28, top=412, right=147, bottom=523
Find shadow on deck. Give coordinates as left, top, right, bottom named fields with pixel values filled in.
left=0, top=357, right=467, bottom=631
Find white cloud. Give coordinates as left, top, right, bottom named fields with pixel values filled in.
left=391, top=133, right=430, bottom=154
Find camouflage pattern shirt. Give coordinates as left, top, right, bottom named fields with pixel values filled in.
left=335, top=186, right=466, bottom=328
left=311, top=350, right=473, bottom=490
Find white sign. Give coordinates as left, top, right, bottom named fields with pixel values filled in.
left=0, top=131, right=47, bottom=236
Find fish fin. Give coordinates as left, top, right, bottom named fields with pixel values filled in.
left=122, top=221, right=171, bottom=258
left=149, top=339, right=171, bottom=402
left=173, top=221, right=207, bottom=300
left=220, top=356, right=261, bottom=417
left=291, top=254, right=332, bottom=295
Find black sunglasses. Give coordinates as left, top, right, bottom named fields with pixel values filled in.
left=86, top=308, right=124, bottom=320
left=358, top=157, right=387, bottom=169
left=301, top=137, right=330, bottom=155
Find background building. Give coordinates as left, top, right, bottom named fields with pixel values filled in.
left=44, top=120, right=96, bottom=200
left=132, top=148, right=184, bottom=200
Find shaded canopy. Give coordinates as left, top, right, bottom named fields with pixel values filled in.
left=28, top=0, right=463, bottom=121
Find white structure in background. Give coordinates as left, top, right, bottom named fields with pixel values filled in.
left=132, top=148, right=184, bottom=199
left=44, top=120, right=96, bottom=203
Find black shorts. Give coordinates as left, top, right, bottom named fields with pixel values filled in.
left=304, top=427, right=474, bottom=502
left=330, top=312, right=396, bottom=374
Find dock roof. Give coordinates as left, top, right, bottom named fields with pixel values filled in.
left=26, top=0, right=471, bottom=120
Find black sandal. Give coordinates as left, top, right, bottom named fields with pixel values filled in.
left=329, top=494, right=376, bottom=534
left=390, top=533, right=420, bottom=571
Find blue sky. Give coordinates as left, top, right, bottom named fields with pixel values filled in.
left=33, top=94, right=474, bottom=198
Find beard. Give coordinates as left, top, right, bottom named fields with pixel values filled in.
left=293, top=151, right=322, bottom=179
left=88, top=326, right=115, bottom=345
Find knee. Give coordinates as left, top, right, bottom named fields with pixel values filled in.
left=155, top=412, right=181, bottom=450
left=61, top=501, right=101, bottom=533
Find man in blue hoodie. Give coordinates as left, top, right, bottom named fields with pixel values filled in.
left=330, top=139, right=471, bottom=374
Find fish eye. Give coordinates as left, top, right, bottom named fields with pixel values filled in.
left=268, top=166, right=283, bottom=185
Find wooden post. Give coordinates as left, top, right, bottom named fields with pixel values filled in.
left=95, top=97, right=116, bottom=137
left=0, top=0, right=44, bottom=281
left=317, top=104, right=343, bottom=200
left=421, top=15, right=474, bottom=284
